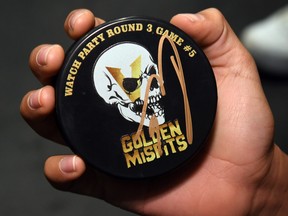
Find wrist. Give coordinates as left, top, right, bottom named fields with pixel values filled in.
left=252, top=145, right=288, bottom=215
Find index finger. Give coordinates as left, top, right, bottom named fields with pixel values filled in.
left=64, top=9, right=105, bottom=40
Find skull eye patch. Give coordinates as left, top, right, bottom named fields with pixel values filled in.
left=123, top=65, right=159, bottom=94
left=122, top=77, right=142, bottom=94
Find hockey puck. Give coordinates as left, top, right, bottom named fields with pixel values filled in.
left=56, top=16, right=217, bottom=179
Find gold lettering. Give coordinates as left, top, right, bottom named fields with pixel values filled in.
left=64, top=61, right=79, bottom=96
left=176, top=135, right=188, bottom=151
left=146, top=24, right=153, bottom=32
left=114, top=26, right=121, bottom=34
left=152, top=143, right=161, bottom=159
left=121, top=24, right=128, bottom=32
left=159, top=123, right=171, bottom=140
left=69, top=67, right=78, bottom=75
left=140, top=151, right=147, bottom=163
left=78, top=34, right=105, bottom=60
left=128, top=23, right=135, bottom=31
left=65, top=86, right=73, bottom=96
left=143, top=146, right=155, bottom=162
left=106, top=29, right=115, bottom=37
left=66, top=81, right=73, bottom=88
left=141, top=132, right=153, bottom=147
left=121, top=135, right=133, bottom=153
left=189, top=49, right=197, bottom=57
left=168, top=32, right=178, bottom=42
left=165, top=137, right=177, bottom=153
left=83, top=47, right=91, bottom=56
left=72, top=59, right=82, bottom=69
left=90, top=38, right=99, bottom=46
left=125, top=150, right=142, bottom=168
left=162, top=29, right=169, bottom=36
left=162, top=145, right=169, bottom=156
left=132, top=133, right=143, bottom=149
left=168, top=119, right=182, bottom=137
left=67, top=73, right=75, bottom=81
left=86, top=42, right=95, bottom=50
left=155, top=27, right=163, bottom=35
left=176, top=37, right=184, bottom=46
left=91, top=33, right=105, bottom=45
left=121, top=118, right=190, bottom=168
left=96, top=33, right=105, bottom=42
left=155, top=27, right=184, bottom=46
left=78, top=51, right=85, bottom=60
left=65, top=34, right=105, bottom=97
left=136, top=23, right=143, bottom=31
left=106, top=23, right=143, bottom=38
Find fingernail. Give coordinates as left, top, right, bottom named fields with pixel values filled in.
left=59, top=156, right=78, bottom=174
left=36, top=45, right=55, bottom=66
left=181, top=13, right=205, bottom=22
left=69, top=9, right=88, bottom=32
left=27, top=88, right=43, bottom=110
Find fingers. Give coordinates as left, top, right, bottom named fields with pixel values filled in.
left=64, top=9, right=105, bottom=40
left=29, top=9, right=105, bottom=85
left=29, top=44, right=65, bottom=85
left=44, top=155, right=86, bottom=189
left=44, top=155, right=106, bottom=199
left=20, top=85, right=64, bottom=144
left=26, top=9, right=105, bottom=142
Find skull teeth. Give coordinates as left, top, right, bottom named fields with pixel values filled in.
left=148, top=95, right=162, bottom=104
left=132, top=94, right=162, bottom=109
left=135, top=110, right=164, bottom=119
left=129, top=94, right=164, bottom=120
left=128, top=103, right=134, bottom=110
left=135, top=100, right=143, bottom=106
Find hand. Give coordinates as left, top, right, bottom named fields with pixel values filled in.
left=20, top=8, right=288, bottom=215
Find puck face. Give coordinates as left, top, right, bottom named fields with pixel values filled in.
left=56, top=17, right=217, bottom=179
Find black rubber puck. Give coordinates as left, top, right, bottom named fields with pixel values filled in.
left=56, top=16, right=217, bottom=179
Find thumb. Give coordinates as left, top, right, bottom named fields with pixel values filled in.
left=170, top=8, right=233, bottom=50
left=170, top=8, right=252, bottom=73
left=44, top=155, right=86, bottom=189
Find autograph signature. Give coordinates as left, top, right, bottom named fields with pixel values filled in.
left=133, top=35, right=193, bottom=155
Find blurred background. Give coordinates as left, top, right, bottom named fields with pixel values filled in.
left=1, top=0, right=287, bottom=215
